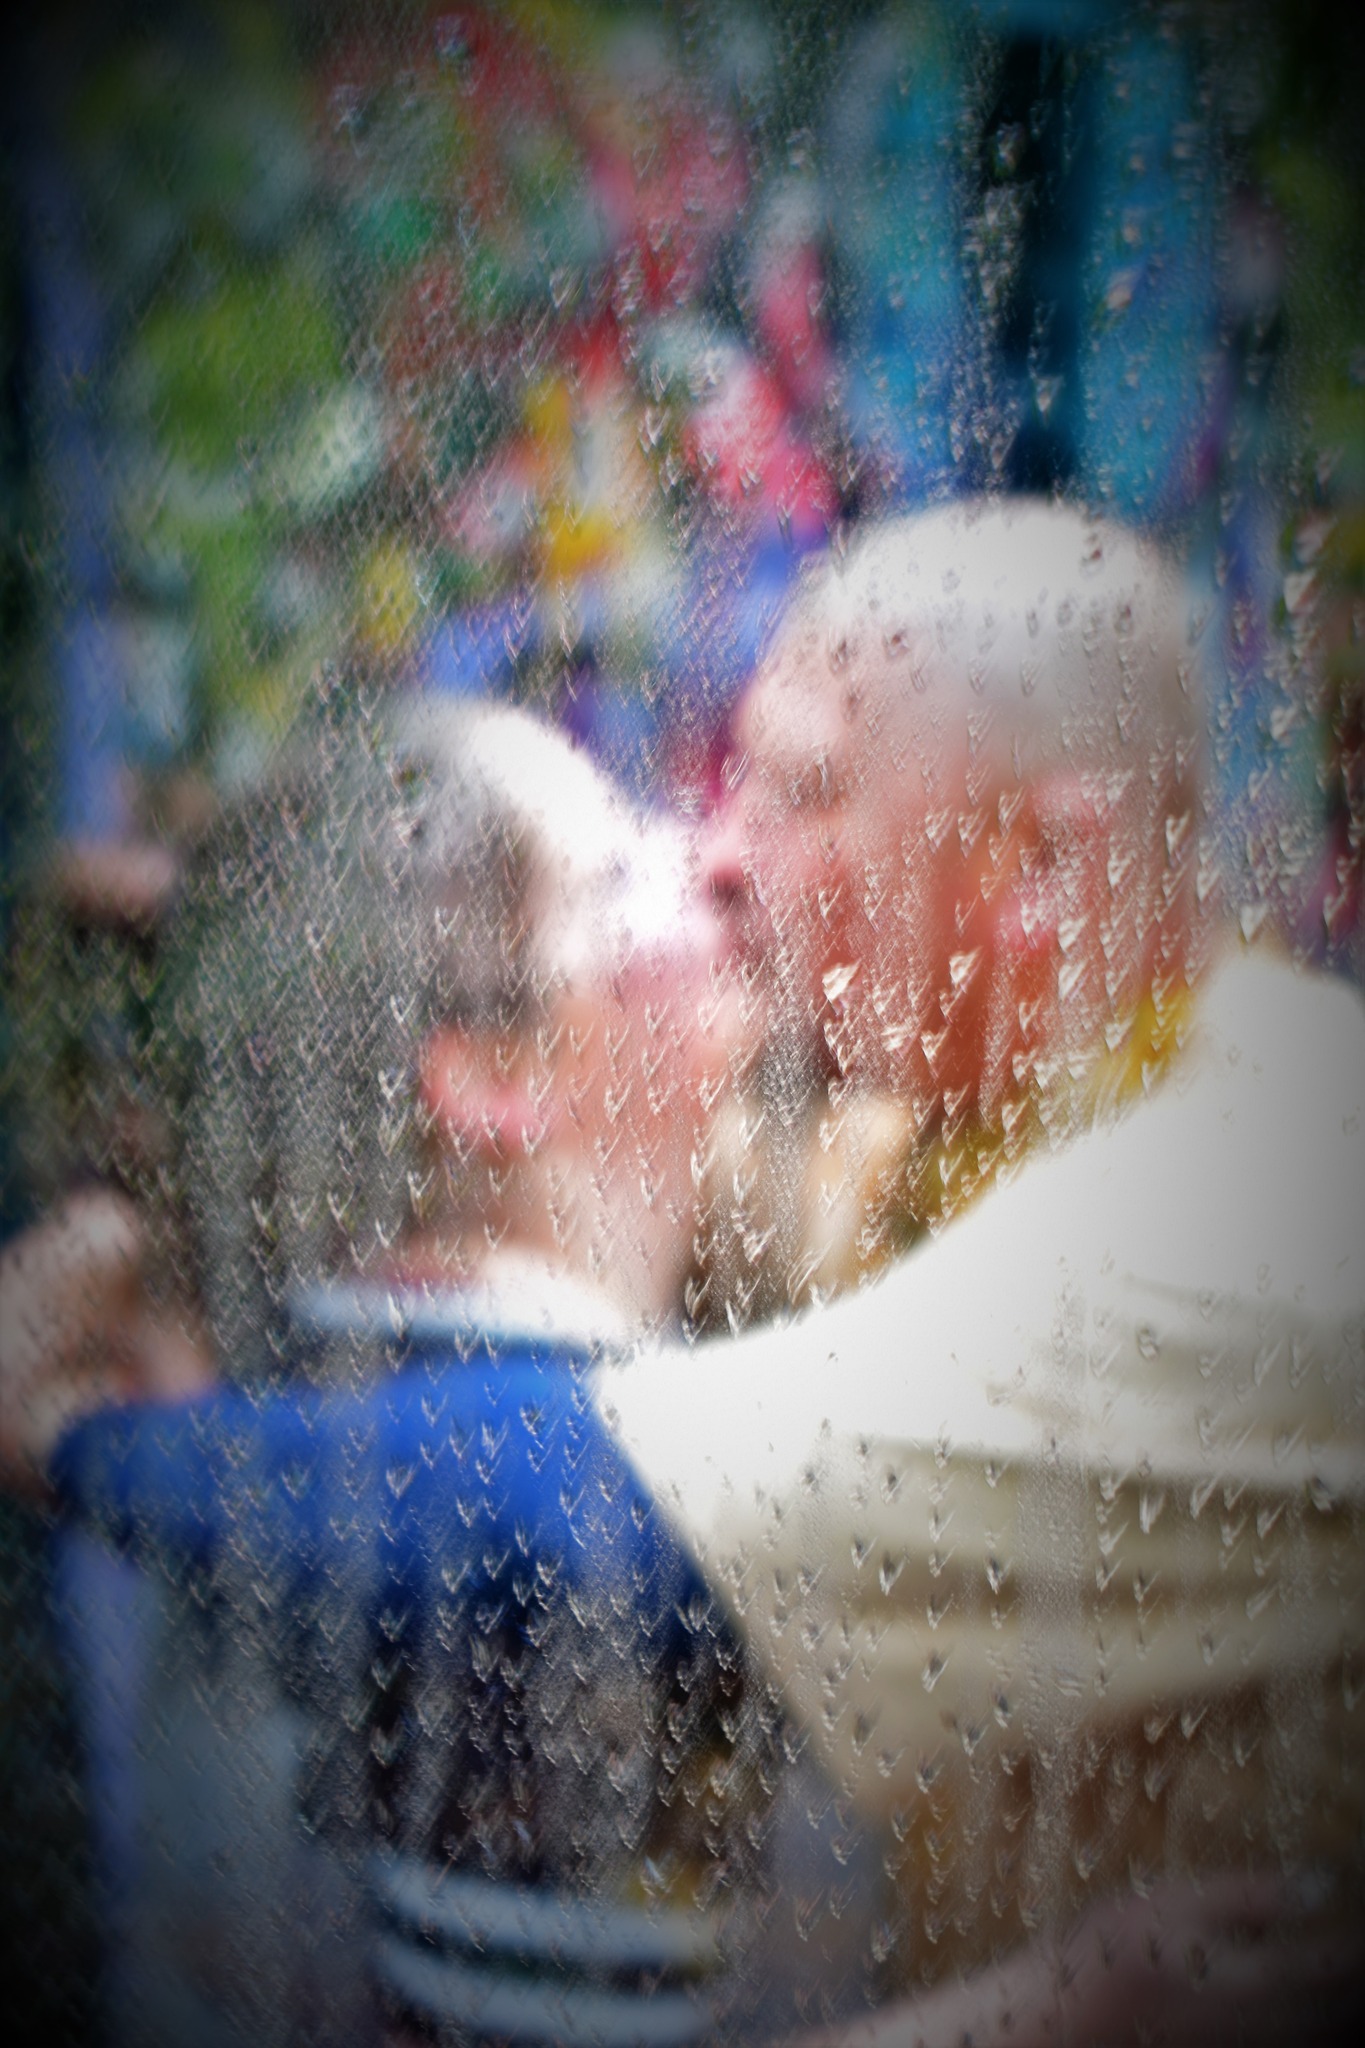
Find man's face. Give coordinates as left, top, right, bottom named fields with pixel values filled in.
left=700, top=511, right=1192, bottom=1138
left=702, top=641, right=1109, bottom=1124
left=707, top=646, right=1177, bottom=1157
left=704, top=642, right=943, bottom=1094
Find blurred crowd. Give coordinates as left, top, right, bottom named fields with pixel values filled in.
left=5, top=1, right=1360, bottom=844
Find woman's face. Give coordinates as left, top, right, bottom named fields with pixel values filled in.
left=540, top=839, right=733, bottom=1295
left=414, top=814, right=734, bottom=1322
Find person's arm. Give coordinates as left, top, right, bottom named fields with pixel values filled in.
left=0, top=1185, right=694, bottom=1643
left=49, top=1346, right=697, bottom=1639
left=0, top=1187, right=212, bottom=1500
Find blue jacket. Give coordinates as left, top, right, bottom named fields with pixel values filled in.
left=52, top=1324, right=701, bottom=1655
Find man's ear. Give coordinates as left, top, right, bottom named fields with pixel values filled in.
left=417, top=1025, right=546, bottom=1162
left=974, top=770, right=1111, bottom=1120
left=1003, top=769, right=1113, bottom=939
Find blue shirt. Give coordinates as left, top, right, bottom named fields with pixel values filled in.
left=52, top=1325, right=702, bottom=1660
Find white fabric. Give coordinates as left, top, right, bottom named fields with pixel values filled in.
left=598, top=948, right=1365, bottom=1858
left=290, top=1248, right=635, bottom=1353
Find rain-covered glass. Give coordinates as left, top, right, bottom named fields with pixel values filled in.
left=3, top=3, right=1364, bottom=2043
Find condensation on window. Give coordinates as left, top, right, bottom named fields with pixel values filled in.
left=2, top=4, right=1363, bottom=2045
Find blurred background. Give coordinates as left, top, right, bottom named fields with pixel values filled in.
left=3, top=1, right=1364, bottom=2037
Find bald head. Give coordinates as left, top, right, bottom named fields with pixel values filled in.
left=775, top=499, right=1195, bottom=785
left=713, top=498, right=1205, bottom=1125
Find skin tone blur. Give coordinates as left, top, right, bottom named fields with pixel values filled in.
left=703, top=586, right=1175, bottom=1148
left=0, top=1187, right=213, bottom=1498
left=391, top=838, right=733, bottom=1336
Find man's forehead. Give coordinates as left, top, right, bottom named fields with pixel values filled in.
left=738, top=657, right=848, bottom=753
left=736, top=629, right=939, bottom=788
